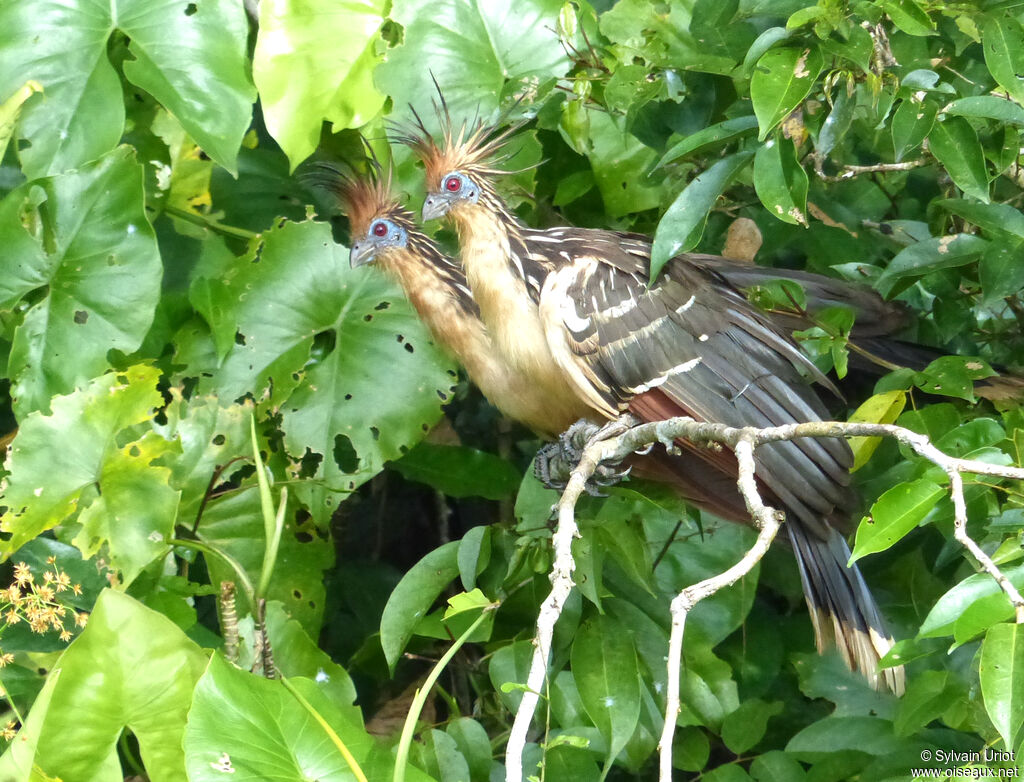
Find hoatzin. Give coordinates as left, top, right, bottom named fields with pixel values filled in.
left=333, top=163, right=590, bottom=437
left=398, top=117, right=907, bottom=693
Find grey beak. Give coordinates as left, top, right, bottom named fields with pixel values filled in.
left=350, top=241, right=375, bottom=267
left=422, top=193, right=451, bottom=222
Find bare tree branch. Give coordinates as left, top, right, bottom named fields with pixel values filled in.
left=504, top=415, right=1024, bottom=782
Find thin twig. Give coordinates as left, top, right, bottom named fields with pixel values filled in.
left=812, top=154, right=928, bottom=182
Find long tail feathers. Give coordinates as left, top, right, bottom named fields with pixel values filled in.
left=787, top=522, right=906, bottom=695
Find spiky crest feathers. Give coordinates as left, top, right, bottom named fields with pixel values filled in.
left=390, top=95, right=528, bottom=190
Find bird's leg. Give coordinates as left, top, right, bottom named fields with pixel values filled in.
left=534, top=415, right=636, bottom=496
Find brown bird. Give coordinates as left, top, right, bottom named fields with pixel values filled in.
left=398, top=115, right=906, bottom=693
left=332, top=163, right=589, bottom=438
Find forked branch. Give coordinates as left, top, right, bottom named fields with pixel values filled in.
left=504, top=416, right=1024, bottom=782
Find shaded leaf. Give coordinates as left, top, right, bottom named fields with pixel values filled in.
left=980, top=623, right=1024, bottom=752
left=928, top=117, right=990, bottom=203
left=651, top=151, right=754, bottom=277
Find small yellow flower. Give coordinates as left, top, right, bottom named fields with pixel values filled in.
left=2, top=721, right=17, bottom=741
left=75, top=612, right=88, bottom=628
left=12, top=563, right=32, bottom=587
left=36, top=585, right=55, bottom=603
left=71, top=584, right=82, bottom=597
left=45, top=556, right=56, bottom=565
left=55, top=572, right=71, bottom=592
left=4, top=609, right=19, bottom=626
left=59, top=629, right=71, bottom=642
left=0, top=653, right=13, bottom=668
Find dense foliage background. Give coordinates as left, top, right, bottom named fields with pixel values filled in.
left=0, top=0, right=1023, bottom=779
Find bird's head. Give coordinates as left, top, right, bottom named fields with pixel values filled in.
left=392, top=103, right=522, bottom=224
left=323, top=164, right=416, bottom=268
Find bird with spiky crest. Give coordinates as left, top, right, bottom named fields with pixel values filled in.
left=310, top=155, right=588, bottom=438
left=396, top=104, right=906, bottom=693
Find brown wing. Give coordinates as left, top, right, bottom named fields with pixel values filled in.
left=534, top=234, right=854, bottom=538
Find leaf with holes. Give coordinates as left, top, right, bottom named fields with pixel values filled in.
left=0, top=147, right=162, bottom=417
left=375, top=0, right=569, bottom=131
left=0, top=365, right=164, bottom=557
left=254, top=0, right=387, bottom=169
left=751, top=46, right=822, bottom=140
left=0, top=0, right=253, bottom=177
left=199, top=219, right=455, bottom=520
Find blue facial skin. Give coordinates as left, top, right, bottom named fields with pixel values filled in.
left=349, top=218, right=409, bottom=268
left=422, top=171, right=480, bottom=222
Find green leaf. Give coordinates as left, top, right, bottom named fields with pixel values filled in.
left=893, top=670, right=961, bottom=736
left=980, top=243, right=1024, bottom=304
left=658, top=116, right=759, bottom=168
left=0, top=148, right=162, bottom=417
left=850, top=479, right=945, bottom=563
left=586, top=110, right=664, bottom=217
left=253, top=0, right=387, bottom=169
left=816, top=84, right=856, bottom=158
left=927, top=117, right=990, bottom=203
left=847, top=390, right=907, bottom=471
left=375, top=0, right=569, bottom=129
left=980, top=623, right=1024, bottom=752
left=391, top=443, right=521, bottom=500
left=787, top=716, right=906, bottom=756
left=720, top=699, right=784, bottom=754
left=891, top=97, right=937, bottom=162
left=751, top=46, right=823, bottom=140
left=198, top=487, right=334, bottom=636
left=920, top=564, right=1024, bottom=638
left=741, top=27, right=790, bottom=77
left=0, top=0, right=253, bottom=177
left=0, top=80, right=41, bottom=164
left=489, top=640, right=534, bottom=713
left=750, top=751, right=807, bottom=782
left=673, top=727, right=710, bottom=772
left=982, top=13, right=1024, bottom=107
left=943, top=95, right=1024, bottom=127
left=72, top=431, right=180, bottom=585
left=875, top=234, right=988, bottom=297
left=753, top=135, right=808, bottom=225
left=571, top=613, right=641, bottom=770
left=651, top=150, right=754, bottom=277
left=185, top=654, right=374, bottom=781
left=915, top=356, right=996, bottom=403
left=445, top=717, right=492, bottom=782
left=880, top=0, right=935, bottom=36
left=200, top=220, right=455, bottom=513
left=265, top=602, right=361, bottom=711
left=380, top=540, right=460, bottom=671
left=0, top=365, right=163, bottom=556
left=457, top=526, right=491, bottom=592
left=935, top=198, right=1024, bottom=242
left=9, top=590, right=207, bottom=782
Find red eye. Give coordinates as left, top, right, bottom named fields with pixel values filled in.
left=372, top=221, right=388, bottom=237
left=444, top=175, right=461, bottom=193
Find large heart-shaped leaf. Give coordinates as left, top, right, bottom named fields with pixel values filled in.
left=253, top=0, right=388, bottom=169
left=375, top=0, right=569, bottom=129
left=185, top=654, right=374, bottom=782
left=0, top=590, right=208, bottom=782
left=0, top=148, right=162, bottom=417
left=198, top=219, right=455, bottom=515
left=0, top=365, right=167, bottom=560
left=0, top=0, right=254, bottom=177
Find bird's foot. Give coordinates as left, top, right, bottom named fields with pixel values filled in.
left=534, top=416, right=635, bottom=496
